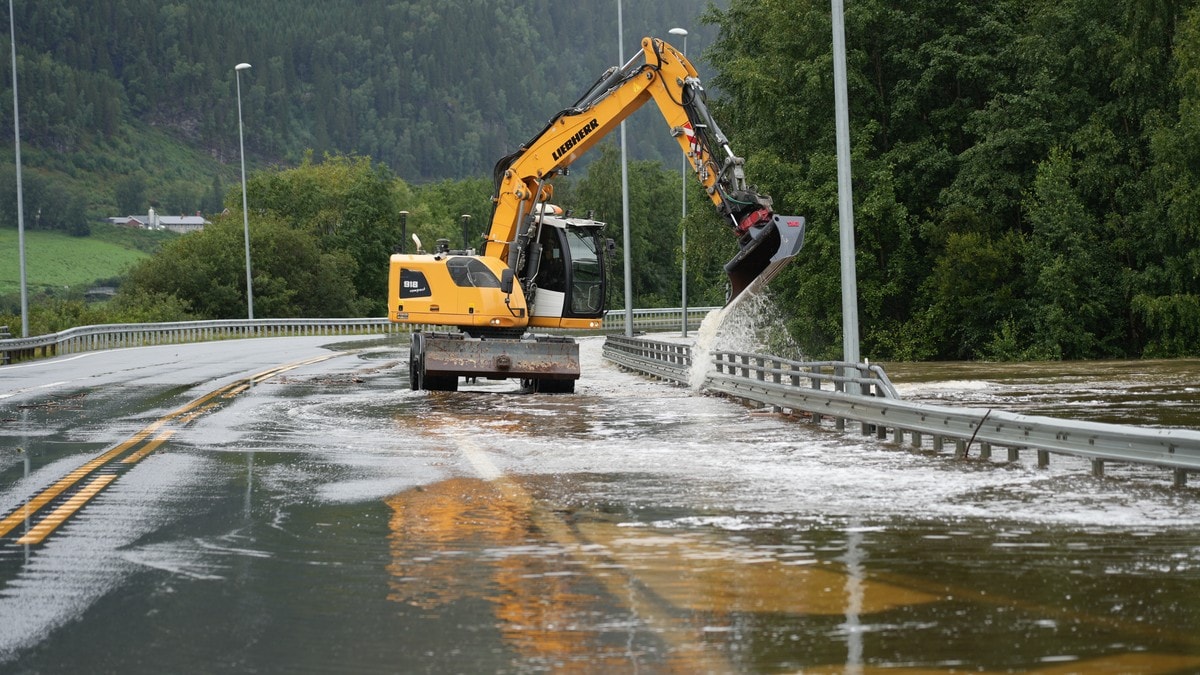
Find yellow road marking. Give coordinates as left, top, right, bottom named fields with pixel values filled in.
left=1, top=351, right=345, bottom=545
left=0, top=444, right=131, bottom=537
left=120, top=430, right=177, bottom=464
left=176, top=402, right=219, bottom=426
left=0, top=416, right=177, bottom=537
left=15, top=474, right=119, bottom=545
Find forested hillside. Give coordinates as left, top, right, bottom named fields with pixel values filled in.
left=5, top=0, right=1200, bottom=363
left=0, top=0, right=720, bottom=223
left=700, top=0, right=1200, bottom=360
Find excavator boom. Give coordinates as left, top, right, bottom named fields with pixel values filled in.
left=487, top=37, right=805, bottom=304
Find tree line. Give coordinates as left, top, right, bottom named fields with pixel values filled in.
left=1, top=149, right=692, bottom=334
left=0, top=0, right=720, bottom=229
left=699, top=0, right=1200, bottom=360
left=7, top=0, right=1200, bottom=363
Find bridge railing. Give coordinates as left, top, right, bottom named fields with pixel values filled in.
left=0, top=307, right=720, bottom=365
left=603, top=334, right=1200, bottom=488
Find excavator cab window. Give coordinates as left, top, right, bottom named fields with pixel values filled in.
left=534, top=226, right=605, bottom=318
left=536, top=230, right=568, bottom=293
left=564, top=227, right=605, bottom=316
left=446, top=257, right=502, bottom=288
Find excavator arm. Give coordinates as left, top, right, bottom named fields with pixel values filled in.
left=485, top=37, right=805, bottom=301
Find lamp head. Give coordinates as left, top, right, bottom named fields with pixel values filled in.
left=235, top=63, right=252, bottom=71
left=669, top=27, right=688, bottom=37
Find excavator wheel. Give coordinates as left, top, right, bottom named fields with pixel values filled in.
left=522, top=377, right=576, bottom=394
left=424, top=373, right=459, bottom=392
left=409, top=333, right=459, bottom=392
left=408, top=335, right=421, bottom=390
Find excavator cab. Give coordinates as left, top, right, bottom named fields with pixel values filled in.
left=528, top=212, right=608, bottom=327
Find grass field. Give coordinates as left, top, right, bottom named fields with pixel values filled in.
left=0, top=226, right=152, bottom=295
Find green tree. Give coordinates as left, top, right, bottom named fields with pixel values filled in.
left=247, top=153, right=405, bottom=314
left=121, top=214, right=362, bottom=319
left=114, top=175, right=147, bottom=215
left=573, top=144, right=682, bottom=308
left=410, top=177, right=493, bottom=249
left=1131, top=3, right=1200, bottom=357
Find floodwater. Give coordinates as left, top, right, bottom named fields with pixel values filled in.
left=885, top=358, right=1200, bottom=429
left=1, top=335, right=1199, bottom=673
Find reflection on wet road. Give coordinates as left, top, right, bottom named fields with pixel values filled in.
left=1, top=336, right=1199, bottom=672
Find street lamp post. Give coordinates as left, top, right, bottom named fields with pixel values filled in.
left=832, top=0, right=861, bottom=392
left=669, top=27, right=689, bottom=337
left=9, top=0, right=28, bottom=337
left=235, top=62, right=254, bottom=320
left=618, top=0, right=633, bottom=337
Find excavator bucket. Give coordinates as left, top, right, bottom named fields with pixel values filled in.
left=723, top=214, right=806, bottom=303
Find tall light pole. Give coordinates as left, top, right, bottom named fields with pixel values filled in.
left=832, top=0, right=861, bottom=392
left=9, top=0, right=28, bottom=337
left=235, top=62, right=254, bottom=320
left=669, top=26, right=689, bottom=336
left=618, top=0, right=633, bottom=337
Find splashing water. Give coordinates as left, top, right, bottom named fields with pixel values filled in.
left=689, top=288, right=803, bottom=391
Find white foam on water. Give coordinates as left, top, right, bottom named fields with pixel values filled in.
left=689, top=286, right=803, bottom=391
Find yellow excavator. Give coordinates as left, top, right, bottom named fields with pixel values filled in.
left=388, top=37, right=806, bottom=393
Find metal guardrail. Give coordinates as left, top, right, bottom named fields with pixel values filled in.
left=602, top=336, right=901, bottom=397
left=602, top=307, right=718, bottom=333
left=0, top=318, right=405, bottom=365
left=603, top=335, right=695, bottom=384
left=604, top=335, right=1200, bottom=488
left=0, top=307, right=720, bottom=366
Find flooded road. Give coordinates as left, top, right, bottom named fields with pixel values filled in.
left=1, top=336, right=1199, bottom=673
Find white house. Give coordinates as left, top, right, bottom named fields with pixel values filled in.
left=108, top=207, right=210, bottom=234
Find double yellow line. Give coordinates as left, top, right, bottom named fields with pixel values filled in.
left=0, top=353, right=337, bottom=546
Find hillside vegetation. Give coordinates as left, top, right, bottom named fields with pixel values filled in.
left=0, top=0, right=721, bottom=225
left=0, top=226, right=156, bottom=295
left=6, top=0, right=1200, bottom=363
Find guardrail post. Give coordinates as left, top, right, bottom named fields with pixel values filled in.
left=1037, top=450, right=1050, bottom=468
left=1091, top=459, right=1105, bottom=478
left=979, top=442, right=992, bottom=460
left=805, top=366, right=820, bottom=423
left=1175, top=469, right=1188, bottom=488
left=770, top=357, right=782, bottom=413
left=1007, top=447, right=1020, bottom=462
